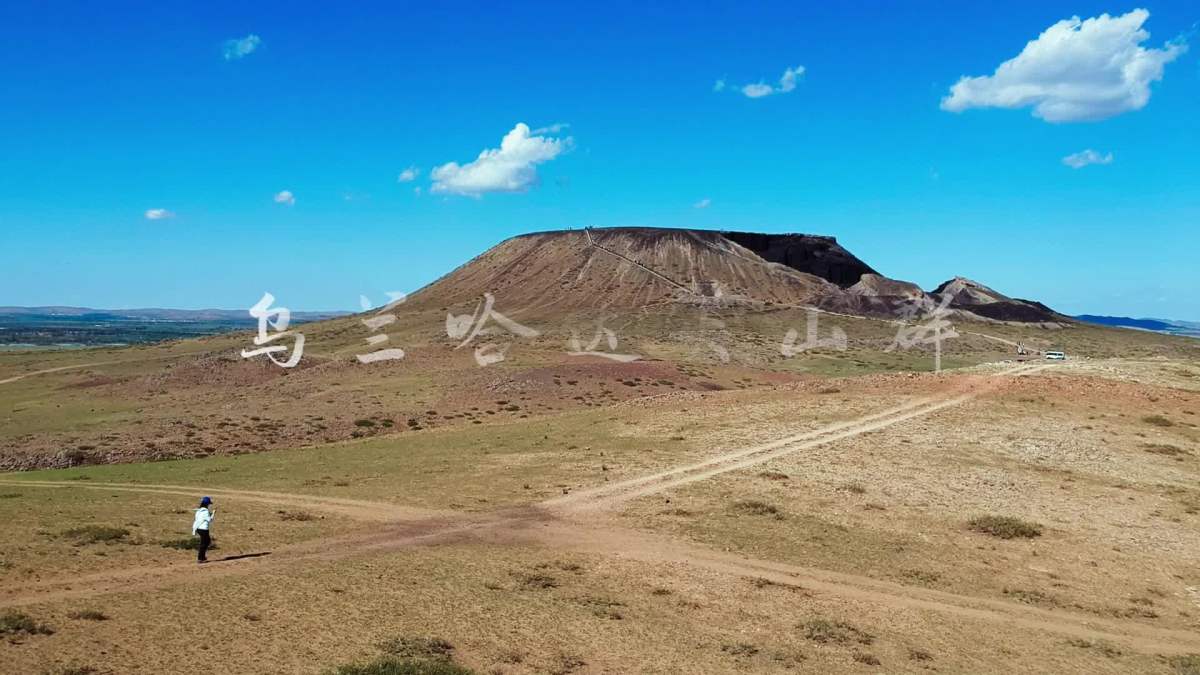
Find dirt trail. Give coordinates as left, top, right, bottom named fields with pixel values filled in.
left=0, top=361, right=121, bottom=385
left=0, top=350, right=206, bottom=386
left=0, top=480, right=443, bottom=522
left=546, top=362, right=1048, bottom=512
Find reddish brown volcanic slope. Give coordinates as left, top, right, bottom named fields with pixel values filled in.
left=407, top=227, right=913, bottom=316
left=406, top=227, right=1063, bottom=322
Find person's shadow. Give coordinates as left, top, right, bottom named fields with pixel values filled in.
left=217, top=552, right=272, bottom=562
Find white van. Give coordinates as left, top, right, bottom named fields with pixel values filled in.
left=1045, top=351, right=1065, bottom=360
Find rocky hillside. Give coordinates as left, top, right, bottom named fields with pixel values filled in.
left=407, top=227, right=1065, bottom=324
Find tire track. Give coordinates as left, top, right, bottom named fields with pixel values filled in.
left=547, top=362, right=1048, bottom=512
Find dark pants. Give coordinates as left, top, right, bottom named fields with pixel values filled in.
left=197, top=529, right=211, bottom=561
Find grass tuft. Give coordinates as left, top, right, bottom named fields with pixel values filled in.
left=802, top=618, right=874, bottom=645
left=376, top=637, right=454, bottom=662
left=327, top=657, right=473, bottom=675
left=0, top=609, right=53, bottom=636
left=278, top=510, right=316, bottom=521
left=1142, top=414, right=1174, bottom=427
left=731, top=500, right=782, bottom=517
left=967, top=515, right=1042, bottom=539
left=1170, top=655, right=1200, bottom=675
left=67, top=609, right=109, bottom=621
left=61, top=525, right=129, bottom=545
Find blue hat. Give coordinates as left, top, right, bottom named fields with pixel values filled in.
left=200, top=496, right=212, bottom=506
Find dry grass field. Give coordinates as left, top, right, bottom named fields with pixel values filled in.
left=1, top=314, right=1198, bottom=674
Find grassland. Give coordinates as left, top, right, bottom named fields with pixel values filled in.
left=1, top=311, right=1198, bottom=673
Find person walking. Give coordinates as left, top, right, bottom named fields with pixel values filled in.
left=192, top=496, right=215, bottom=563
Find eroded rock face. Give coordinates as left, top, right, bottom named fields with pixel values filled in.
left=720, top=231, right=877, bottom=288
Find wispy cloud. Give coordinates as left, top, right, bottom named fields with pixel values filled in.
left=222, top=34, right=262, bottom=61
left=941, top=10, right=1186, bottom=122
left=724, top=65, right=805, bottom=99
left=273, top=190, right=295, bottom=205
left=1062, top=149, right=1114, bottom=169
left=531, top=122, right=570, bottom=135
left=693, top=198, right=711, bottom=209
left=396, top=166, right=419, bottom=183
left=144, top=208, right=174, bottom=220
left=430, top=123, right=572, bottom=197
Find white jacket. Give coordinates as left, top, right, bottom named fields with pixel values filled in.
left=192, top=507, right=214, bottom=535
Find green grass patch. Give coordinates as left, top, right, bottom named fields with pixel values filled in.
left=61, top=525, right=130, bottom=545
left=1170, top=655, right=1200, bottom=675
left=802, top=618, right=874, bottom=645
left=731, top=499, right=782, bottom=517
left=376, top=636, right=455, bottom=661
left=0, top=609, right=53, bottom=636
left=967, top=515, right=1042, bottom=539
left=327, top=657, right=474, bottom=675
left=67, top=609, right=109, bottom=621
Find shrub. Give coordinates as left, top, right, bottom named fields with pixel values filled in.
left=732, top=500, right=781, bottom=517
left=758, top=471, right=789, bottom=481
left=67, top=609, right=109, bottom=621
left=908, top=648, right=933, bottom=661
left=278, top=510, right=316, bottom=521
left=1066, top=638, right=1121, bottom=658
left=1170, top=655, right=1200, bottom=675
left=354, top=419, right=376, bottom=428
left=1144, top=443, right=1189, bottom=457
left=48, top=667, right=100, bottom=675
left=968, top=515, right=1042, bottom=539
left=721, top=643, right=758, bottom=657
left=0, top=609, right=53, bottom=636
left=838, top=482, right=867, bottom=494
left=853, top=652, right=881, bottom=666
left=327, top=657, right=474, bottom=675
left=1143, top=415, right=1174, bottom=427
left=61, top=526, right=129, bottom=545
left=376, top=637, right=454, bottom=662
left=512, top=572, right=558, bottom=589
left=802, top=618, right=874, bottom=645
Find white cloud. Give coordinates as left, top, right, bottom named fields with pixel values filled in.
left=712, top=78, right=726, bottom=92
left=430, top=123, right=572, bottom=197
left=1062, top=149, right=1114, bottom=169
left=734, top=65, right=805, bottom=98
left=397, top=166, right=419, bottom=183
left=741, top=83, right=774, bottom=98
left=693, top=198, right=711, bottom=209
left=144, top=208, right=174, bottom=220
left=941, top=9, right=1186, bottom=122
left=222, top=34, right=262, bottom=61
left=273, top=190, right=295, bottom=206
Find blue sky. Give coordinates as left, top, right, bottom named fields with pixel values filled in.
left=1, top=2, right=1196, bottom=319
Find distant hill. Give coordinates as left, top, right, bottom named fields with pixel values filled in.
left=0, top=306, right=348, bottom=347
left=0, top=306, right=345, bottom=322
left=1074, top=315, right=1200, bottom=338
